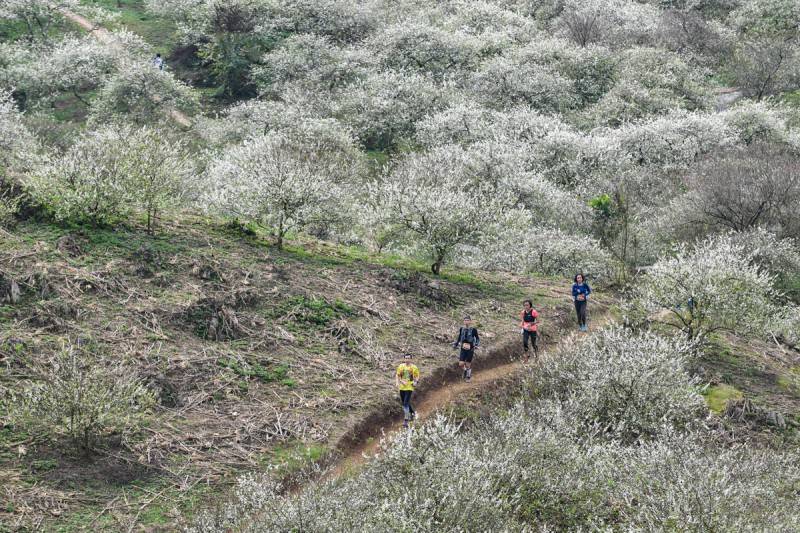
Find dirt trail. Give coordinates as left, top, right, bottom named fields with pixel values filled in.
left=326, top=353, right=528, bottom=479
left=323, top=315, right=609, bottom=483
left=60, top=9, right=193, bottom=128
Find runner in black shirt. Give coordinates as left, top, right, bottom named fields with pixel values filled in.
left=453, top=315, right=479, bottom=382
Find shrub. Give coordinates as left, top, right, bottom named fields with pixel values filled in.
left=25, top=124, right=190, bottom=228
left=628, top=232, right=784, bottom=341
left=7, top=343, right=155, bottom=453
left=25, top=125, right=134, bottom=226
left=532, top=328, right=706, bottom=442
left=123, top=125, right=193, bottom=233
left=189, top=408, right=800, bottom=532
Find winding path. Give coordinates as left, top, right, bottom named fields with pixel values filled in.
left=319, top=311, right=612, bottom=485
left=60, top=9, right=193, bottom=128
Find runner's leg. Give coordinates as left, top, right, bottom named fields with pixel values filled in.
left=400, top=390, right=412, bottom=421
left=522, top=330, right=531, bottom=362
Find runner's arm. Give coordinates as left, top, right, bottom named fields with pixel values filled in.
left=452, top=327, right=461, bottom=348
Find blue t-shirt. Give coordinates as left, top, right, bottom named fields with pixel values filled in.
left=572, top=283, right=591, bottom=301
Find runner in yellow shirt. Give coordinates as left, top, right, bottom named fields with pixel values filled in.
left=395, top=353, right=420, bottom=428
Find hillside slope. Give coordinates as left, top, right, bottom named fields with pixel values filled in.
left=0, top=217, right=600, bottom=530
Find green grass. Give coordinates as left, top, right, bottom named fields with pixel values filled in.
left=777, top=373, right=800, bottom=396
left=274, top=295, right=354, bottom=327
left=782, top=89, right=800, bottom=108
left=48, top=479, right=216, bottom=532
left=269, top=442, right=328, bottom=476
left=0, top=19, right=34, bottom=42
left=703, top=384, right=743, bottom=414
left=80, top=0, right=178, bottom=53
left=217, top=358, right=295, bottom=387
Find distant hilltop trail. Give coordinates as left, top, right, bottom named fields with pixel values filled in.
left=60, top=8, right=192, bottom=128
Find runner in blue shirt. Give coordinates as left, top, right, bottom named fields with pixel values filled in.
left=572, top=273, right=591, bottom=332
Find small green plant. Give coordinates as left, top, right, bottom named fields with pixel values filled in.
left=217, top=358, right=293, bottom=386
left=31, top=458, right=58, bottom=472
left=273, top=296, right=354, bottom=327
left=702, top=384, right=743, bottom=414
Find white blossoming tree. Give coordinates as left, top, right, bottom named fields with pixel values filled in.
left=369, top=21, right=484, bottom=79
left=24, top=124, right=190, bottom=229
left=90, top=58, right=197, bottom=125
left=629, top=232, right=784, bottom=341
left=0, top=89, right=35, bottom=174
left=0, top=0, right=79, bottom=41
left=378, top=145, right=517, bottom=275
left=8, top=343, right=155, bottom=453
left=471, top=54, right=579, bottom=112
left=23, top=35, right=118, bottom=108
left=206, top=132, right=353, bottom=248
left=0, top=89, right=36, bottom=226
left=253, top=34, right=373, bottom=99
left=26, top=126, right=133, bottom=226
left=334, top=69, right=454, bottom=150
left=123, top=126, right=194, bottom=233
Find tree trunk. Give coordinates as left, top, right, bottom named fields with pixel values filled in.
left=431, top=249, right=445, bottom=275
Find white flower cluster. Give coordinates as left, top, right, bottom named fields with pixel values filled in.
left=189, top=328, right=800, bottom=531
left=628, top=231, right=794, bottom=341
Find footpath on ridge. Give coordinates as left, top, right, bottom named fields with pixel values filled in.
left=60, top=8, right=193, bottom=128
left=304, top=303, right=614, bottom=488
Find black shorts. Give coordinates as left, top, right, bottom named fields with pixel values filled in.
left=459, top=350, right=474, bottom=362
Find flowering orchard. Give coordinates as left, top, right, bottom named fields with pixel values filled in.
left=1, top=0, right=800, bottom=529
left=3, top=0, right=800, bottom=278
left=189, top=328, right=800, bottom=532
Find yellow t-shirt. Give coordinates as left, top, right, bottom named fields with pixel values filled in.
left=396, top=363, right=420, bottom=391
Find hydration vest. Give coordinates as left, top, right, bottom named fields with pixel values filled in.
left=521, top=308, right=538, bottom=331
left=459, top=327, right=477, bottom=350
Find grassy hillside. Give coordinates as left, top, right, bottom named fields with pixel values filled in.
left=0, top=216, right=588, bottom=530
